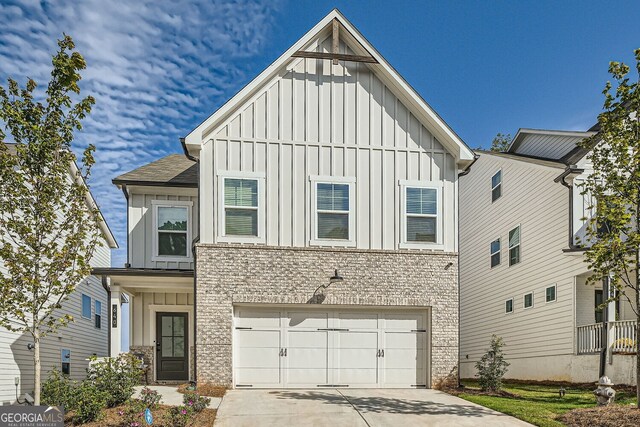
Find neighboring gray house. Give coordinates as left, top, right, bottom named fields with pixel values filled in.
left=459, top=128, right=638, bottom=385
left=0, top=144, right=118, bottom=404
left=98, top=9, right=475, bottom=388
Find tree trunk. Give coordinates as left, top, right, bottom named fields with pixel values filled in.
left=34, top=333, right=40, bottom=406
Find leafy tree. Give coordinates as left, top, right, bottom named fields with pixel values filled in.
left=577, top=48, right=640, bottom=407
left=490, top=133, right=512, bottom=152
left=475, top=335, right=510, bottom=392
left=0, top=35, right=99, bottom=405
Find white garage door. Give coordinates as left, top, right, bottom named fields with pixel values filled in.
left=234, top=306, right=429, bottom=388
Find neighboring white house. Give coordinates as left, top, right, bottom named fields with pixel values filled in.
left=97, top=9, right=475, bottom=388
left=0, top=144, right=118, bottom=404
left=459, top=128, right=638, bottom=385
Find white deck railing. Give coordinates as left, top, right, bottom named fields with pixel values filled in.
left=577, top=320, right=637, bottom=354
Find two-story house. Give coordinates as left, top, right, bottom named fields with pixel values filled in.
left=459, top=128, right=637, bottom=385
left=96, top=10, right=475, bottom=388
left=0, top=143, right=118, bottom=404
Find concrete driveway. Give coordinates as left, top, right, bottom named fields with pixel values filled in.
left=214, top=388, right=533, bottom=426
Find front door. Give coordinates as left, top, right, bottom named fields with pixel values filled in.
left=156, top=312, right=188, bottom=381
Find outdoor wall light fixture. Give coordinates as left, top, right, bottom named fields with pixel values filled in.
left=310, top=269, right=343, bottom=304
left=329, top=269, right=343, bottom=285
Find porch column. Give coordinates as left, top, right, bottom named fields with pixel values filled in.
left=606, top=277, right=616, bottom=364
left=110, top=284, right=122, bottom=356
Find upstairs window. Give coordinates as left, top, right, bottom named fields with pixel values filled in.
left=310, top=177, right=355, bottom=246
left=545, top=285, right=556, bottom=303
left=81, top=294, right=91, bottom=319
left=492, top=170, right=502, bottom=202
left=509, top=225, right=521, bottom=266
left=224, top=178, right=259, bottom=236
left=95, top=300, right=102, bottom=329
left=399, top=181, right=442, bottom=248
left=157, top=206, right=188, bottom=256
left=406, top=187, right=438, bottom=243
left=490, top=238, right=501, bottom=267
left=217, top=172, right=265, bottom=243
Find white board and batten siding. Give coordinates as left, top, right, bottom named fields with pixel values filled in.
left=130, top=291, right=194, bottom=347
left=199, top=34, right=459, bottom=252
left=459, top=153, right=591, bottom=366
left=0, top=239, right=111, bottom=404
left=127, top=187, right=198, bottom=269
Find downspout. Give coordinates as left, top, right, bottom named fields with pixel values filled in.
left=122, top=184, right=131, bottom=268
left=455, top=154, right=478, bottom=387
left=599, top=276, right=609, bottom=377
left=181, top=136, right=199, bottom=384
left=101, top=275, right=111, bottom=357
left=558, top=176, right=575, bottom=249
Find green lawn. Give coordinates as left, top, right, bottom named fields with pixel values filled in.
left=455, top=381, right=637, bottom=427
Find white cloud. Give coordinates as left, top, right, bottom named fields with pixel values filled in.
left=0, top=0, right=282, bottom=266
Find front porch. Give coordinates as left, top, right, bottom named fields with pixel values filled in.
left=93, top=268, right=195, bottom=384
left=575, top=273, right=637, bottom=356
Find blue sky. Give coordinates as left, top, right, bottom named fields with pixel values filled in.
left=1, top=0, right=639, bottom=268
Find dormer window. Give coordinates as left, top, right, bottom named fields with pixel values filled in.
left=152, top=200, right=193, bottom=260
left=492, top=170, right=502, bottom=202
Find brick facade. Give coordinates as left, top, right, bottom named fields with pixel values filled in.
left=195, top=243, right=459, bottom=387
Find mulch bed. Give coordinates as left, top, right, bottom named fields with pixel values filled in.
left=65, top=404, right=216, bottom=426
left=445, top=386, right=520, bottom=398
left=560, top=405, right=640, bottom=427
left=177, top=382, right=227, bottom=398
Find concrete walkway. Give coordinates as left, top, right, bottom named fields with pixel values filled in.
left=214, top=389, right=533, bottom=426
left=133, top=385, right=222, bottom=409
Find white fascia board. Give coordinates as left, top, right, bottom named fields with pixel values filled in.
left=184, top=8, right=474, bottom=164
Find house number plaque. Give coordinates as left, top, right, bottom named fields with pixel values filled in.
left=112, top=304, right=118, bottom=328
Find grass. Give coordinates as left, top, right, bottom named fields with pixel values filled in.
left=454, top=380, right=638, bottom=427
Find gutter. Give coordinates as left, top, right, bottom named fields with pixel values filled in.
left=554, top=166, right=584, bottom=250
left=458, top=154, right=479, bottom=177
left=180, top=137, right=198, bottom=162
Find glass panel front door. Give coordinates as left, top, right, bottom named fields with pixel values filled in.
left=156, top=312, right=188, bottom=380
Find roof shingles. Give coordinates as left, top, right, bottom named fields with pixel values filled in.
left=113, top=154, right=198, bottom=187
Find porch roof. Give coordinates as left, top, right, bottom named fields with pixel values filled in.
left=92, top=267, right=194, bottom=278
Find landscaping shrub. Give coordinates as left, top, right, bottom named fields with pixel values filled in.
left=87, top=354, right=143, bottom=407
left=73, top=381, right=108, bottom=424
left=139, top=387, right=162, bottom=409
left=182, top=391, right=211, bottom=413
left=41, top=369, right=76, bottom=410
left=165, top=405, right=190, bottom=427
left=119, top=398, right=147, bottom=427
left=475, top=334, right=510, bottom=392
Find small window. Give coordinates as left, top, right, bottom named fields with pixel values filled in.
left=405, top=187, right=438, bottom=243
left=224, top=178, right=259, bottom=236
left=95, top=300, right=102, bottom=329
left=312, top=181, right=354, bottom=241
left=490, top=238, right=501, bottom=267
left=524, top=292, right=534, bottom=309
left=545, top=285, right=556, bottom=303
left=508, top=225, right=521, bottom=266
left=492, top=170, right=502, bottom=202
left=505, top=298, right=513, bottom=314
left=156, top=206, right=189, bottom=257
left=61, top=349, right=70, bottom=375
left=82, top=294, right=91, bottom=319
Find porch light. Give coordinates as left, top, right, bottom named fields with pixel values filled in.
left=329, top=269, right=343, bottom=285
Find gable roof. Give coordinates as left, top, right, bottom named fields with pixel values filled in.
left=475, top=149, right=566, bottom=169
left=184, top=9, right=474, bottom=164
left=112, top=154, right=198, bottom=188
left=507, top=128, right=595, bottom=161
left=2, top=143, right=118, bottom=249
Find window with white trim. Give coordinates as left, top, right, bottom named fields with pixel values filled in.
left=317, top=183, right=350, bottom=240
left=224, top=178, right=259, bottom=236
left=217, top=172, right=265, bottom=243
left=81, top=294, right=91, bottom=319
left=400, top=181, right=442, bottom=248
left=505, top=298, right=513, bottom=314
left=545, top=285, right=556, bottom=303
left=152, top=200, right=192, bottom=260
left=405, top=187, right=438, bottom=243
left=524, top=292, right=534, bottom=309
left=509, top=225, right=521, bottom=266
left=492, top=170, right=502, bottom=202
left=95, top=300, right=102, bottom=329
left=490, top=238, right=501, bottom=267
